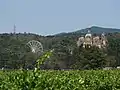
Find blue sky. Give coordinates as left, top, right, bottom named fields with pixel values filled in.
left=0, top=0, right=120, bottom=35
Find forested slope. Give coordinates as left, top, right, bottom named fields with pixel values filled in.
left=0, top=31, right=120, bottom=70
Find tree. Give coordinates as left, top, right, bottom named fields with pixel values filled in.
left=72, top=46, right=107, bottom=70
left=107, top=38, right=120, bottom=66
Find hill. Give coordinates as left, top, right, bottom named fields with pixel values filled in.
left=1, top=26, right=120, bottom=69
left=54, top=26, right=120, bottom=37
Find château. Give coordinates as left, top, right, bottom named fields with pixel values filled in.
left=77, top=30, right=107, bottom=48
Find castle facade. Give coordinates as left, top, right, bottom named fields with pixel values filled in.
left=77, top=30, right=107, bottom=48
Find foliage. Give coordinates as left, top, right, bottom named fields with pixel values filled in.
left=72, top=46, right=107, bottom=70
left=36, top=50, right=53, bottom=69
left=1, top=30, right=120, bottom=89
left=0, top=32, right=120, bottom=69
left=107, top=37, right=120, bottom=66
left=1, top=70, right=120, bottom=90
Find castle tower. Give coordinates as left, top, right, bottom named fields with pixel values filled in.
left=77, top=37, right=84, bottom=47
left=101, top=32, right=106, bottom=47
left=93, top=36, right=101, bottom=48
left=83, top=30, right=92, bottom=48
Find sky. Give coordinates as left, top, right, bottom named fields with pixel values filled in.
left=0, top=0, right=120, bottom=36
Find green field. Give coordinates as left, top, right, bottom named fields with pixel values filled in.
left=0, top=70, right=120, bottom=90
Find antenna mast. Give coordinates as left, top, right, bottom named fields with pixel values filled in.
left=13, top=24, right=16, bottom=34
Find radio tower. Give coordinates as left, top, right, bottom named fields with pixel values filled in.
left=13, top=24, right=16, bottom=34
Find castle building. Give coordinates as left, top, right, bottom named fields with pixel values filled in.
left=77, top=30, right=107, bottom=48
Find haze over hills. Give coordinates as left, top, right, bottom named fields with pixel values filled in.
left=54, top=26, right=120, bottom=36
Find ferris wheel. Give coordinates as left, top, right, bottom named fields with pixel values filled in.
left=27, top=40, right=43, bottom=54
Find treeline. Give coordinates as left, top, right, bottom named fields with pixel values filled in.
left=0, top=32, right=120, bottom=70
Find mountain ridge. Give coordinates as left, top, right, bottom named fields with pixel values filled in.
left=54, top=26, right=120, bottom=36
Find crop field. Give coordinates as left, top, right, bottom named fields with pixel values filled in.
left=0, top=69, right=120, bottom=90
